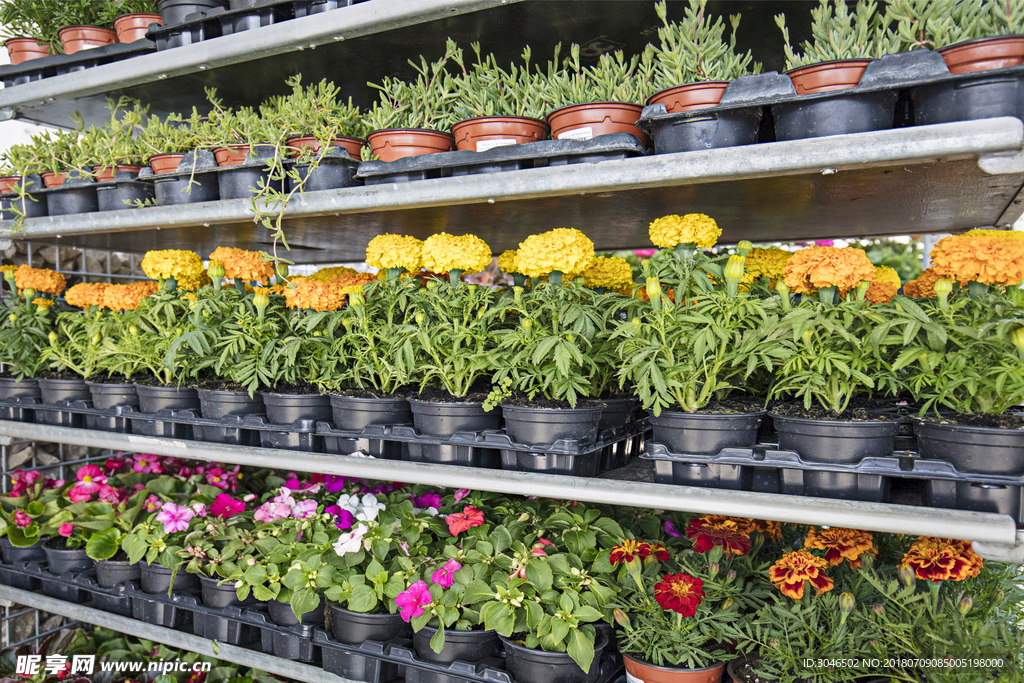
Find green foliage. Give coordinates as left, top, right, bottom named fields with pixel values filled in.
left=544, top=43, right=650, bottom=109
left=0, top=298, right=57, bottom=378
left=450, top=43, right=553, bottom=120
left=777, top=0, right=901, bottom=70
left=847, top=238, right=923, bottom=284
left=0, top=0, right=157, bottom=52
left=886, top=0, right=1024, bottom=50
left=364, top=40, right=462, bottom=132
left=263, top=74, right=369, bottom=143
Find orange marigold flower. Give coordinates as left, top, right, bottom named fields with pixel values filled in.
left=782, top=246, right=875, bottom=295
left=64, top=282, right=112, bottom=309
left=208, top=247, right=274, bottom=284
left=804, top=527, right=878, bottom=568
left=865, top=281, right=898, bottom=305
left=610, top=539, right=649, bottom=565
left=769, top=550, right=834, bottom=599
left=14, top=265, right=66, bottom=295
left=686, top=516, right=751, bottom=556
left=930, top=235, right=1024, bottom=287
left=901, top=537, right=983, bottom=583
left=102, top=281, right=159, bottom=311
left=283, top=277, right=347, bottom=312
left=729, top=517, right=783, bottom=541
left=903, top=267, right=942, bottom=298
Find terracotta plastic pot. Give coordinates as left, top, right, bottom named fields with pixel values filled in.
left=623, top=654, right=725, bottom=683
left=0, top=177, right=18, bottom=194
left=546, top=102, right=646, bottom=145
left=450, top=116, right=549, bottom=152
left=940, top=35, right=1024, bottom=74
left=92, top=165, right=143, bottom=182
left=285, top=135, right=365, bottom=159
left=114, top=14, right=163, bottom=43
left=213, top=145, right=254, bottom=167
left=148, top=153, right=185, bottom=175
left=786, top=59, right=870, bottom=94
left=646, top=81, right=730, bottom=113
left=367, top=128, right=455, bottom=162
left=58, top=26, right=118, bottom=55
left=41, top=172, right=68, bottom=189
left=3, top=38, right=51, bottom=65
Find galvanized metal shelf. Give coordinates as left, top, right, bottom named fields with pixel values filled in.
left=0, top=420, right=1020, bottom=562
left=0, top=585, right=350, bottom=683
left=3, top=117, right=1024, bottom=261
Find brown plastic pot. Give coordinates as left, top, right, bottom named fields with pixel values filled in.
left=58, top=26, right=118, bottom=55
left=92, top=165, right=143, bottom=182
left=623, top=654, right=725, bottom=683
left=285, top=135, right=365, bottom=158
left=0, top=177, right=18, bottom=194
left=213, top=145, right=256, bottom=167
left=646, top=81, right=729, bottom=113
left=940, top=34, right=1024, bottom=74
left=367, top=128, right=455, bottom=162
left=113, top=14, right=163, bottom=44
left=3, top=38, right=51, bottom=65
left=41, top=172, right=68, bottom=189
left=547, top=102, right=647, bottom=145
left=450, top=116, right=549, bottom=152
left=148, top=153, right=185, bottom=175
left=787, top=59, right=870, bottom=94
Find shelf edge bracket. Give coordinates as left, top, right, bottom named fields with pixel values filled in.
left=972, top=530, right=1024, bottom=563
left=978, top=150, right=1024, bottom=175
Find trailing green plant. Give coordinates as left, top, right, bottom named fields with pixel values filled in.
left=364, top=39, right=462, bottom=133
left=264, top=74, right=369, bottom=145
left=450, top=42, right=552, bottom=120
left=77, top=98, right=152, bottom=172
left=776, top=0, right=901, bottom=70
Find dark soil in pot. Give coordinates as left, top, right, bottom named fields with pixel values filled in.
left=500, top=630, right=608, bottom=683
left=135, top=384, right=200, bottom=413
left=329, top=394, right=411, bottom=431
left=330, top=604, right=410, bottom=644
left=269, top=596, right=324, bottom=626
left=139, top=561, right=199, bottom=594
left=87, top=381, right=139, bottom=410
left=43, top=538, right=92, bottom=574
left=197, top=388, right=263, bottom=419
left=95, top=555, right=140, bottom=588
left=200, top=574, right=255, bottom=608
left=623, top=653, right=725, bottom=683
left=770, top=406, right=899, bottom=464
left=409, top=395, right=500, bottom=436
left=261, top=388, right=331, bottom=424
left=0, top=377, right=40, bottom=400
left=0, top=537, right=45, bottom=564
left=38, top=378, right=90, bottom=404
left=917, top=417, right=1024, bottom=475
left=367, top=128, right=455, bottom=162
left=501, top=401, right=604, bottom=445
left=413, top=625, right=498, bottom=664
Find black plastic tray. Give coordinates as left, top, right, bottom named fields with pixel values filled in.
left=356, top=134, right=647, bottom=185
left=0, top=41, right=156, bottom=88
left=237, top=608, right=320, bottom=662
left=124, top=582, right=196, bottom=629
left=17, top=563, right=134, bottom=616
left=0, top=169, right=153, bottom=219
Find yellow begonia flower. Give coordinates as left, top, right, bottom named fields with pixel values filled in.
left=141, top=249, right=205, bottom=281
left=648, top=213, right=721, bottom=249
left=366, top=234, right=423, bottom=272
left=783, top=246, right=875, bottom=295
left=497, top=250, right=521, bottom=275
left=65, top=282, right=112, bottom=309
left=208, top=247, right=274, bottom=284
left=421, top=233, right=493, bottom=275
left=583, top=256, right=634, bottom=290
left=515, top=228, right=595, bottom=279
left=14, top=265, right=65, bottom=295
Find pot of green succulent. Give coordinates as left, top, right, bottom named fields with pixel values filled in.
left=2, top=38, right=50, bottom=65
left=113, top=10, right=163, bottom=44
left=138, top=111, right=204, bottom=175
left=0, top=0, right=63, bottom=61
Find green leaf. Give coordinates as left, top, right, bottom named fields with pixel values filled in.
left=524, top=559, right=553, bottom=591
left=566, top=628, right=596, bottom=673
left=348, top=583, right=379, bottom=613
left=85, top=528, right=121, bottom=561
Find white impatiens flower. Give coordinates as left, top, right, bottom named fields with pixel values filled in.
left=336, top=493, right=360, bottom=514
left=356, top=494, right=386, bottom=522
left=333, top=524, right=368, bottom=556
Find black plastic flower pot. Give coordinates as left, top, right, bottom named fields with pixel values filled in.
left=154, top=174, right=219, bottom=205
left=409, top=399, right=500, bottom=436
left=913, top=76, right=1023, bottom=126
left=38, top=378, right=90, bottom=404
left=0, top=377, right=41, bottom=401
left=139, top=561, right=199, bottom=594
left=502, top=404, right=604, bottom=446
left=260, top=392, right=331, bottom=425
left=95, top=559, right=140, bottom=588
left=329, top=395, right=411, bottom=431
left=97, top=182, right=155, bottom=212
left=136, top=385, right=200, bottom=413
left=597, top=397, right=638, bottom=431
left=648, top=109, right=762, bottom=154
left=770, top=412, right=899, bottom=464
left=329, top=604, right=410, bottom=644
left=287, top=158, right=359, bottom=192
left=500, top=630, right=608, bottom=683
left=501, top=450, right=601, bottom=477
left=156, top=0, right=227, bottom=24
left=43, top=543, right=92, bottom=574
left=404, top=443, right=501, bottom=468
left=199, top=574, right=255, bottom=608
left=217, top=167, right=282, bottom=200
left=268, top=596, right=324, bottom=626
left=87, top=381, right=139, bottom=410
left=0, top=537, right=45, bottom=564
left=0, top=190, right=47, bottom=220
left=413, top=625, right=499, bottom=664
left=197, top=388, right=264, bottom=419
left=918, top=420, right=1024, bottom=475
left=47, top=185, right=99, bottom=216
left=650, top=410, right=765, bottom=455
left=772, top=91, right=897, bottom=141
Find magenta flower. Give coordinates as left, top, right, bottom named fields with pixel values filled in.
left=74, top=465, right=107, bottom=495
left=324, top=475, right=351, bottom=493
left=396, top=580, right=432, bottom=621
left=814, top=240, right=835, bottom=247
left=431, top=558, right=461, bottom=588
left=67, top=485, right=94, bottom=503
left=97, top=484, right=120, bottom=504
left=633, top=248, right=657, bottom=258
left=191, top=503, right=207, bottom=518
left=13, top=510, right=31, bottom=528
left=43, top=477, right=64, bottom=491
left=413, top=493, right=442, bottom=510
left=105, top=459, right=125, bottom=473
left=325, top=505, right=354, bottom=530
left=58, top=523, right=74, bottom=537
left=177, top=466, right=192, bottom=478
left=453, top=489, right=471, bottom=502
left=210, top=494, right=244, bottom=518
left=206, top=468, right=230, bottom=490
left=156, top=502, right=194, bottom=534
left=664, top=520, right=682, bottom=538
left=10, top=470, right=40, bottom=497
left=291, top=499, right=318, bottom=519
left=132, top=454, right=161, bottom=474
left=144, top=495, right=162, bottom=512
left=223, top=465, right=241, bottom=491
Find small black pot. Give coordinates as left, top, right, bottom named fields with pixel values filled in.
left=261, top=392, right=331, bottom=425
left=38, top=378, right=90, bottom=404
left=136, top=384, right=200, bottom=413
left=156, top=0, right=228, bottom=24
left=97, top=182, right=155, bottom=212
left=913, top=77, right=1023, bottom=126
left=409, top=399, right=500, bottom=436
left=500, top=630, right=608, bottom=683
left=154, top=174, right=220, bottom=205
left=502, top=404, right=604, bottom=445
left=414, top=625, right=498, bottom=664
left=772, top=91, right=896, bottom=141
left=0, top=377, right=41, bottom=401
left=647, top=109, right=762, bottom=154
left=268, top=596, right=324, bottom=626
left=330, top=395, right=411, bottom=431
left=218, top=167, right=283, bottom=200
left=651, top=410, right=765, bottom=455
left=918, top=420, right=1024, bottom=475
left=197, top=388, right=263, bottom=419
left=596, top=397, right=637, bottom=431
left=0, top=537, right=45, bottom=564
left=0, top=191, right=47, bottom=221
left=87, top=381, right=139, bottom=410
left=330, top=604, right=411, bottom=644
left=288, top=158, right=358, bottom=192
left=43, top=543, right=92, bottom=574
left=139, top=561, right=199, bottom=594
left=770, top=412, right=899, bottom=464
left=47, top=185, right=99, bottom=216
left=95, top=559, right=140, bottom=588
left=199, top=574, right=254, bottom=608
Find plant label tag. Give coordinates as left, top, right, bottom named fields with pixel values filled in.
left=80, top=44, right=105, bottom=50
left=625, top=672, right=644, bottom=683
left=477, top=139, right=518, bottom=152
left=558, top=126, right=593, bottom=141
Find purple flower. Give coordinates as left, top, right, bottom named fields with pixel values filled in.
left=413, top=492, right=443, bottom=510
left=156, top=502, right=194, bottom=534
left=396, top=580, right=432, bottom=621
left=324, top=475, right=351, bottom=493
left=664, top=520, right=682, bottom=538
left=325, top=505, right=355, bottom=530
left=431, top=558, right=461, bottom=588
left=814, top=239, right=835, bottom=247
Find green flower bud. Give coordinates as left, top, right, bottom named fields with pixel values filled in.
left=737, top=240, right=753, bottom=257
left=47, top=331, right=57, bottom=344
left=724, top=255, right=746, bottom=281
left=958, top=595, right=973, bottom=615
left=129, top=325, right=138, bottom=336
left=839, top=592, right=855, bottom=615
left=415, top=312, right=424, bottom=325
left=7, top=314, right=15, bottom=323
left=872, top=603, right=885, bottom=617
left=1012, top=328, right=1024, bottom=351
left=991, top=588, right=1004, bottom=605
left=934, top=278, right=953, bottom=295
left=612, top=608, right=630, bottom=628
left=898, top=565, right=916, bottom=588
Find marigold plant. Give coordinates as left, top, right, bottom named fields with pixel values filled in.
left=310, top=266, right=360, bottom=284
left=900, top=537, right=983, bottom=583
left=102, top=281, right=160, bottom=311
left=583, top=256, right=634, bottom=291
left=929, top=234, right=1024, bottom=287
left=14, top=265, right=65, bottom=296
left=365, top=234, right=423, bottom=273
left=648, top=213, right=721, bottom=249
left=782, top=246, right=875, bottom=296
left=496, top=249, right=521, bottom=275
left=686, top=516, right=751, bottom=556
left=902, top=266, right=942, bottom=298
left=140, top=249, right=205, bottom=281
left=744, top=247, right=791, bottom=279
left=176, top=271, right=213, bottom=291
left=64, top=282, right=111, bottom=309
left=803, top=527, right=877, bottom=568
left=284, top=277, right=347, bottom=312
left=514, top=228, right=595, bottom=280
left=865, top=265, right=900, bottom=304
left=768, top=550, right=833, bottom=599
left=208, top=247, right=274, bottom=284
left=420, top=233, right=492, bottom=276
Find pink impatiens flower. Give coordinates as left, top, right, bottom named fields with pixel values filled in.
left=210, top=494, right=244, bottom=518
left=155, top=502, right=194, bottom=534
left=13, top=510, right=31, bottom=528
left=133, top=454, right=161, bottom=474
left=325, top=505, right=354, bottom=531
left=396, top=581, right=432, bottom=621
left=664, top=520, right=682, bottom=538
left=58, top=523, right=74, bottom=537
left=191, top=503, right=207, bottom=518
left=453, top=489, right=471, bottom=502
left=290, top=499, right=318, bottom=519
left=431, top=558, right=461, bottom=588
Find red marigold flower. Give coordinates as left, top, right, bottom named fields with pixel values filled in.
left=769, top=550, right=834, bottom=600
left=804, top=527, right=877, bottom=568
left=686, top=516, right=751, bottom=556
left=901, top=537, right=983, bottom=583
left=610, top=539, right=650, bottom=565
left=446, top=505, right=485, bottom=536
left=654, top=573, right=704, bottom=616
left=646, top=542, right=670, bottom=562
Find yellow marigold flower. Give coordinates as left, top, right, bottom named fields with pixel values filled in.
left=648, top=213, right=721, bottom=249
left=930, top=235, right=1024, bottom=287
left=864, top=265, right=901, bottom=304
left=366, top=234, right=423, bottom=272
left=0, top=265, right=16, bottom=274
left=32, top=298, right=53, bottom=309
left=497, top=250, right=521, bottom=275
left=421, top=233, right=493, bottom=275
left=310, top=266, right=359, bottom=284
left=102, top=281, right=159, bottom=311
left=783, top=246, right=875, bottom=295
left=583, top=256, right=634, bottom=290
left=176, top=271, right=213, bottom=291
left=745, top=248, right=791, bottom=279
left=208, top=247, right=274, bottom=284
left=804, top=527, right=878, bottom=569
left=901, top=537, right=983, bottom=583
left=284, top=277, right=347, bottom=311
left=515, top=228, right=595, bottom=279
left=141, top=249, right=204, bottom=281
left=14, top=265, right=65, bottom=295
left=182, top=292, right=198, bottom=302
left=963, top=228, right=1024, bottom=240
left=64, top=282, right=111, bottom=309
left=903, top=267, right=942, bottom=298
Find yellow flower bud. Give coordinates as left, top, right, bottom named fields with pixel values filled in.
left=253, top=287, right=270, bottom=309
left=645, top=276, right=660, bottom=302
left=129, top=325, right=138, bottom=336
left=1011, top=328, right=1024, bottom=350
left=724, top=255, right=746, bottom=282
left=522, top=319, right=533, bottom=330
left=92, top=332, right=101, bottom=345
left=631, top=317, right=640, bottom=325
left=48, top=331, right=57, bottom=344
left=415, top=312, right=425, bottom=325
left=7, top=313, right=16, bottom=323
left=934, top=278, right=953, bottom=295
left=208, top=260, right=226, bottom=280
left=737, top=240, right=753, bottom=257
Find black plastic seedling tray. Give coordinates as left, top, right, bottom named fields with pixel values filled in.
left=124, top=582, right=196, bottom=629
left=0, top=170, right=154, bottom=220
left=0, top=41, right=156, bottom=88
left=357, top=134, right=647, bottom=185
left=238, top=608, right=320, bottom=662
left=18, top=563, right=134, bottom=616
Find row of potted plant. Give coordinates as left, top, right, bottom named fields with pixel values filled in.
left=0, top=458, right=1019, bottom=682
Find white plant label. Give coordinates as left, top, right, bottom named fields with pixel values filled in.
left=625, top=672, right=644, bottom=683
left=477, top=139, right=518, bottom=152
left=558, top=126, right=594, bottom=141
